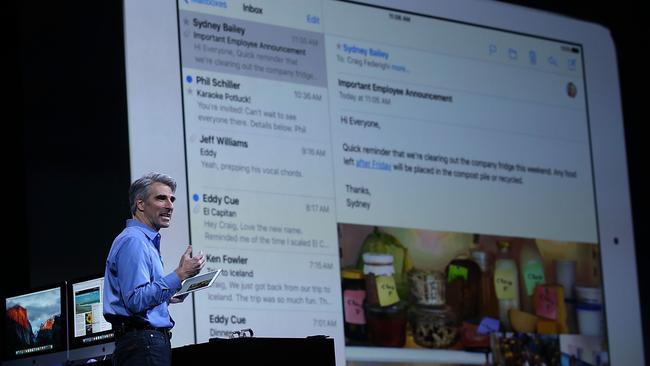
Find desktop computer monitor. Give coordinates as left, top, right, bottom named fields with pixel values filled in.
left=66, top=275, right=114, bottom=363
left=2, top=283, right=67, bottom=366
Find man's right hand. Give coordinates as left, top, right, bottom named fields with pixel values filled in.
left=175, top=245, right=205, bottom=281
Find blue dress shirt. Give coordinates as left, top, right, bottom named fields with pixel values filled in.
left=103, top=219, right=182, bottom=328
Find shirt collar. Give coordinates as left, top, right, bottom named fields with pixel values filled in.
left=126, top=219, right=161, bottom=250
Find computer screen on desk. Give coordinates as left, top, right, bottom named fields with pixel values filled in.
left=67, top=276, right=114, bottom=362
left=2, top=283, right=67, bottom=366
left=124, top=0, right=642, bottom=365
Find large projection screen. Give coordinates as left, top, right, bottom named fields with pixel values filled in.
left=124, top=0, right=642, bottom=365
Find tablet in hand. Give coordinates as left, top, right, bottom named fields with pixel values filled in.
left=174, top=269, right=222, bottom=297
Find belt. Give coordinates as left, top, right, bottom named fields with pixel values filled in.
left=112, top=321, right=172, bottom=340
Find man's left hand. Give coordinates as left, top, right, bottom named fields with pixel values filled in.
left=170, top=293, right=188, bottom=304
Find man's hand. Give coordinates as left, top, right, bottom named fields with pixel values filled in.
left=175, top=245, right=205, bottom=281
left=170, top=293, right=188, bottom=304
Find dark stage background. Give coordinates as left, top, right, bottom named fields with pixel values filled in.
left=4, top=0, right=646, bottom=360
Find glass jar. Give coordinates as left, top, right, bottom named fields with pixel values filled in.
left=341, top=269, right=368, bottom=344
left=471, top=250, right=499, bottom=319
left=363, top=253, right=398, bottom=306
left=408, top=269, right=445, bottom=306
left=409, top=304, right=458, bottom=348
left=445, top=255, right=481, bottom=322
left=494, top=241, right=520, bottom=331
left=365, top=301, right=407, bottom=347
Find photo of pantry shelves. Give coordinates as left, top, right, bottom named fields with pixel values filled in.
left=338, top=224, right=605, bottom=365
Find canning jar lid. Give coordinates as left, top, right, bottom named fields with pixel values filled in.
left=362, top=253, right=394, bottom=265
left=342, top=269, right=364, bottom=280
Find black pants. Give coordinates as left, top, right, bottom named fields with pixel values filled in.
left=112, top=329, right=171, bottom=366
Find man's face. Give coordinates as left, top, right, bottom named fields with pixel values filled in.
left=136, top=182, right=175, bottom=231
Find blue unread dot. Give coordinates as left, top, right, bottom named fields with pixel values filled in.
left=186, top=75, right=193, bottom=83
left=192, top=194, right=199, bottom=202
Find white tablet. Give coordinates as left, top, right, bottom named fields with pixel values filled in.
left=175, top=269, right=222, bottom=297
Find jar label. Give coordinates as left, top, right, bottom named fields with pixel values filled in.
left=376, top=275, right=399, bottom=306
left=523, top=260, right=546, bottom=296
left=343, top=290, right=366, bottom=324
left=447, top=264, right=468, bottom=283
left=494, top=268, right=516, bottom=300
left=534, top=286, right=557, bottom=320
